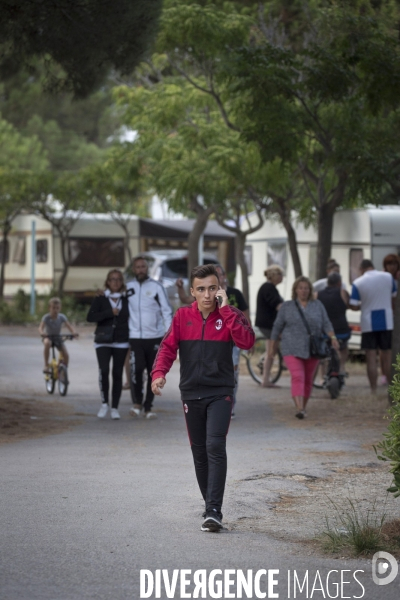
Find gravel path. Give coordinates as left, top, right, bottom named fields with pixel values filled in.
left=0, top=328, right=399, bottom=599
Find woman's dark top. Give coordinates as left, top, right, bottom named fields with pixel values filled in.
left=87, top=295, right=129, bottom=343
left=317, top=287, right=350, bottom=335
left=255, top=282, right=283, bottom=329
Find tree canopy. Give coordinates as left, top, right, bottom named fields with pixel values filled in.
left=0, top=0, right=163, bottom=98
left=144, top=0, right=400, bottom=278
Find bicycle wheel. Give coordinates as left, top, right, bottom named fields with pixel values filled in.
left=58, top=364, right=69, bottom=396
left=244, top=337, right=283, bottom=385
left=45, top=371, right=55, bottom=394
left=269, top=350, right=283, bottom=384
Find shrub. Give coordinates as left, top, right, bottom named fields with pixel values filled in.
left=0, top=297, right=34, bottom=324
left=375, top=354, right=400, bottom=498
left=14, top=289, right=30, bottom=313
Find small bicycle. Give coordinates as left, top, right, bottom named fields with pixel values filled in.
left=241, top=336, right=283, bottom=385
left=42, top=334, right=76, bottom=396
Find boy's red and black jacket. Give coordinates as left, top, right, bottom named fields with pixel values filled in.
left=151, top=302, right=255, bottom=400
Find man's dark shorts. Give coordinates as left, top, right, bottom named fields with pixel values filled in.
left=259, top=327, right=272, bottom=340
left=361, top=330, right=392, bottom=351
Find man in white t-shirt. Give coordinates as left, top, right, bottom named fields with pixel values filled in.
left=350, top=259, right=397, bottom=391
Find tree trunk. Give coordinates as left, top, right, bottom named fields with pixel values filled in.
left=274, top=198, right=303, bottom=278
left=236, top=231, right=250, bottom=304
left=187, top=203, right=214, bottom=278
left=111, top=217, right=132, bottom=267
left=316, top=202, right=336, bottom=280
left=281, top=210, right=303, bottom=279
left=121, top=223, right=132, bottom=266
left=286, top=221, right=302, bottom=278
left=389, top=287, right=400, bottom=403
left=58, top=234, right=70, bottom=296
left=0, top=224, right=11, bottom=299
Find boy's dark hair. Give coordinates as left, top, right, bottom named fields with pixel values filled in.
left=190, top=264, right=219, bottom=286
left=360, top=259, right=374, bottom=271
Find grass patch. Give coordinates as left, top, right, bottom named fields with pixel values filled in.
left=319, top=497, right=400, bottom=557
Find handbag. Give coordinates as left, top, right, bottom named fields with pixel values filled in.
left=94, top=324, right=115, bottom=344
left=94, top=298, right=120, bottom=344
left=295, top=301, right=329, bottom=359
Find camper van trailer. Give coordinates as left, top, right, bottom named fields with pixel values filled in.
left=242, top=206, right=400, bottom=349
left=1, top=213, right=141, bottom=299
left=1, top=212, right=234, bottom=302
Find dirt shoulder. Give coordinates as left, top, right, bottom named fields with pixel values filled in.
left=0, top=397, right=81, bottom=445
left=228, top=380, right=400, bottom=557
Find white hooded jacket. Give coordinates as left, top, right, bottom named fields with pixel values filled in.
left=126, top=277, right=173, bottom=339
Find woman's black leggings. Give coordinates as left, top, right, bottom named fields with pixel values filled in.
left=96, top=347, right=128, bottom=408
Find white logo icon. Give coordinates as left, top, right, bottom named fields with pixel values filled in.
left=215, top=319, right=223, bottom=330
left=372, top=551, right=398, bottom=585
left=184, top=403, right=188, bottom=413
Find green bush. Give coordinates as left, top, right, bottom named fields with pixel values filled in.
left=14, top=289, right=30, bottom=313
left=0, top=297, right=34, bottom=324
left=375, top=354, right=400, bottom=498
left=0, top=289, right=89, bottom=325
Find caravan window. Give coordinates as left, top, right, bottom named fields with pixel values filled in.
left=36, top=239, right=48, bottom=263
left=12, top=237, right=26, bottom=265
left=69, top=238, right=125, bottom=267
left=267, top=241, right=287, bottom=271
left=244, top=245, right=253, bottom=276
left=349, top=248, right=364, bottom=283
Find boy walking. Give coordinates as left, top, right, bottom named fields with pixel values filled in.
left=151, top=265, right=255, bottom=532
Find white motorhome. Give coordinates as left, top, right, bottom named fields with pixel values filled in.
left=242, top=206, right=400, bottom=349
left=1, top=212, right=141, bottom=299
left=1, top=212, right=234, bottom=301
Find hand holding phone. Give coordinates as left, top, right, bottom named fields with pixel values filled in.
left=216, top=287, right=225, bottom=307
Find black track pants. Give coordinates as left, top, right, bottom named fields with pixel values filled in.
left=183, top=395, right=233, bottom=516
left=129, top=338, right=162, bottom=412
left=96, top=347, right=128, bottom=409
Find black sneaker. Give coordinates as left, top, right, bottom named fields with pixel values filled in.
left=201, top=509, right=223, bottom=532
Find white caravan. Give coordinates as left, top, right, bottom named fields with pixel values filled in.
left=242, top=206, right=400, bottom=349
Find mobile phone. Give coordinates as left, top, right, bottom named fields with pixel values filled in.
left=217, top=290, right=223, bottom=307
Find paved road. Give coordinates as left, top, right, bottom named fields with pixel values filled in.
left=0, top=331, right=398, bottom=599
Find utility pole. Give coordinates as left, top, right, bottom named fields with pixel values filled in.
left=30, top=220, right=36, bottom=315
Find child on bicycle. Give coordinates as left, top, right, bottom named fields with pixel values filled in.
left=39, top=297, right=77, bottom=373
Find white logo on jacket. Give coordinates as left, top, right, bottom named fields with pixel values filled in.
left=215, top=319, right=223, bottom=330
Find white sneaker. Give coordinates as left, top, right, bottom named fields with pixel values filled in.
left=97, top=403, right=109, bottom=418
left=111, top=408, right=120, bottom=420
left=145, top=411, right=157, bottom=420
left=129, top=407, right=142, bottom=418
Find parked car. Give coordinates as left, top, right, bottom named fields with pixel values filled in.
left=124, top=250, right=220, bottom=310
